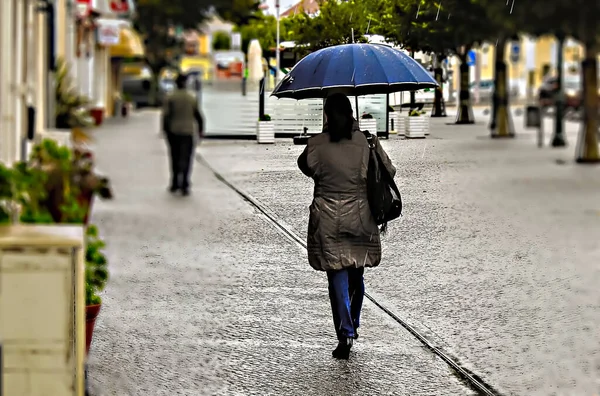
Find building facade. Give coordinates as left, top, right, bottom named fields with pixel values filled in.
left=0, top=0, right=140, bottom=165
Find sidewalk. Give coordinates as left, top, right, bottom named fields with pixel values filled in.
left=198, top=113, right=600, bottom=396
left=85, top=110, right=474, bottom=395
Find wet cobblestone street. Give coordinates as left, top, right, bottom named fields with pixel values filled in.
left=86, top=111, right=476, bottom=396
left=199, top=112, right=600, bottom=395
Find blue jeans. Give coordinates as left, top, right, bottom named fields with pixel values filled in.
left=327, top=267, right=365, bottom=341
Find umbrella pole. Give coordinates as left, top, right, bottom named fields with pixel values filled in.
left=355, top=96, right=359, bottom=119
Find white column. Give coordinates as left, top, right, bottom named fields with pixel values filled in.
left=93, top=47, right=108, bottom=109
left=35, top=9, right=48, bottom=133
left=0, top=0, right=15, bottom=164
left=12, top=0, right=26, bottom=162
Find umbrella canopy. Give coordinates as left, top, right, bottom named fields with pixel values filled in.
left=271, top=43, right=438, bottom=100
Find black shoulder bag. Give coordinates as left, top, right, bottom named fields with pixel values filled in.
left=362, top=131, right=402, bottom=234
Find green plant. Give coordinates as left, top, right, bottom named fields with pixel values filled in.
left=409, top=109, right=427, bottom=117
left=212, top=31, right=231, bottom=51
left=122, top=93, right=132, bottom=103
left=0, top=160, right=53, bottom=225
left=259, top=114, right=272, bottom=122
left=85, top=224, right=108, bottom=305
left=361, top=113, right=374, bottom=119
left=0, top=139, right=113, bottom=225
left=55, top=57, right=94, bottom=129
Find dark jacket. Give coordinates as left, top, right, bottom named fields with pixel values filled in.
left=162, top=89, right=203, bottom=136
left=297, top=121, right=396, bottom=272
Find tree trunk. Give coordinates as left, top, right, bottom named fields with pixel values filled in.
left=431, top=53, right=446, bottom=117
left=490, top=38, right=514, bottom=138
left=455, top=56, right=475, bottom=124
left=575, top=43, right=600, bottom=163
left=410, top=51, right=416, bottom=107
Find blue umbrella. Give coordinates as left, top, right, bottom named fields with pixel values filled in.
left=271, top=43, right=438, bottom=100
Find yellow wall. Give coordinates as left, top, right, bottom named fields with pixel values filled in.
left=450, top=36, right=587, bottom=91
left=55, top=0, right=66, bottom=57
left=199, top=34, right=210, bottom=55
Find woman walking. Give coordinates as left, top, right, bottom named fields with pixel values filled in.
left=297, top=93, right=396, bottom=360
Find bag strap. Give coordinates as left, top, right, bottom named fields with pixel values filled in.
left=362, top=130, right=402, bottom=200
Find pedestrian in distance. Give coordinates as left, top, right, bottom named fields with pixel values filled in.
left=297, top=93, right=396, bottom=360
left=161, top=73, right=204, bottom=196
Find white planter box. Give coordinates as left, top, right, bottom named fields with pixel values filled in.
left=394, top=112, right=406, bottom=136
left=257, top=121, right=275, bottom=144
left=359, top=118, right=377, bottom=134
left=388, top=112, right=399, bottom=135
left=405, top=116, right=430, bottom=138
left=0, top=225, right=86, bottom=396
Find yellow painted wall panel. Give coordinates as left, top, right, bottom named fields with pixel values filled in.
left=0, top=225, right=85, bottom=396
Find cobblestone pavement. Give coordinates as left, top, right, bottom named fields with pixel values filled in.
left=86, top=110, right=475, bottom=395
left=199, top=110, right=600, bottom=396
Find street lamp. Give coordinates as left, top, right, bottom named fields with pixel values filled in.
left=275, top=0, right=280, bottom=83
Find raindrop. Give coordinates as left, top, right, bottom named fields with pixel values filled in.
left=436, top=1, right=442, bottom=20
left=366, top=17, right=371, bottom=34
left=510, top=0, right=515, bottom=13
left=416, top=2, right=421, bottom=18
left=350, top=12, right=353, bottom=22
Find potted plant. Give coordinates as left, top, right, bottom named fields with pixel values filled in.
left=113, top=92, right=123, bottom=117
left=405, top=109, right=429, bottom=139
left=84, top=224, right=108, bottom=355
left=55, top=57, right=95, bottom=130
left=26, top=139, right=113, bottom=224
left=121, top=93, right=133, bottom=117
left=1, top=139, right=112, bottom=358
left=387, top=105, right=401, bottom=136
left=90, top=105, right=105, bottom=126
left=359, top=112, right=378, bottom=134
left=257, top=114, right=275, bottom=144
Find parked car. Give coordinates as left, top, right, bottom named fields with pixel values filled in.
left=470, top=79, right=519, bottom=102
left=121, top=65, right=177, bottom=108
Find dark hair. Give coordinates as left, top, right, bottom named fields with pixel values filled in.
left=175, top=74, right=187, bottom=89
left=324, top=93, right=354, bottom=142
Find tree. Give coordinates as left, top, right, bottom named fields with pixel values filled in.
left=214, top=0, right=261, bottom=26
left=511, top=0, right=599, bottom=163
left=477, top=0, right=523, bottom=139
left=288, top=0, right=373, bottom=52
left=212, top=31, right=231, bottom=50
left=379, top=0, right=495, bottom=124
left=134, top=0, right=215, bottom=75
left=234, top=13, right=289, bottom=56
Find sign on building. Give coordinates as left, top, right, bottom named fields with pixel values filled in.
left=231, top=32, right=242, bottom=50
left=96, top=19, right=122, bottom=46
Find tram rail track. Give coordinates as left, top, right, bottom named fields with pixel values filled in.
left=198, top=153, right=503, bottom=396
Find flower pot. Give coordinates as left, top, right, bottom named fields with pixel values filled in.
left=359, top=118, right=377, bottom=134
left=90, top=108, right=104, bottom=126
left=257, top=121, right=275, bottom=144
left=113, top=100, right=122, bottom=117
left=121, top=103, right=130, bottom=117
left=405, top=116, right=429, bottom=138
left=78, top=190, right=95, bottom=225
left=85, top=303, right=102, bottom=355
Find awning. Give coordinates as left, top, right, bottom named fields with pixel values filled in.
left=110, top=27, right=145, bottom=58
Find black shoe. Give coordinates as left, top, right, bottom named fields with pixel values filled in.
left=181, top=188, right=190, bottom=196
left=332, top=338, right=353, bottom=360
left=353, top=329, right=359, bottom=340
left=169, top=186, right=179, bottom=193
